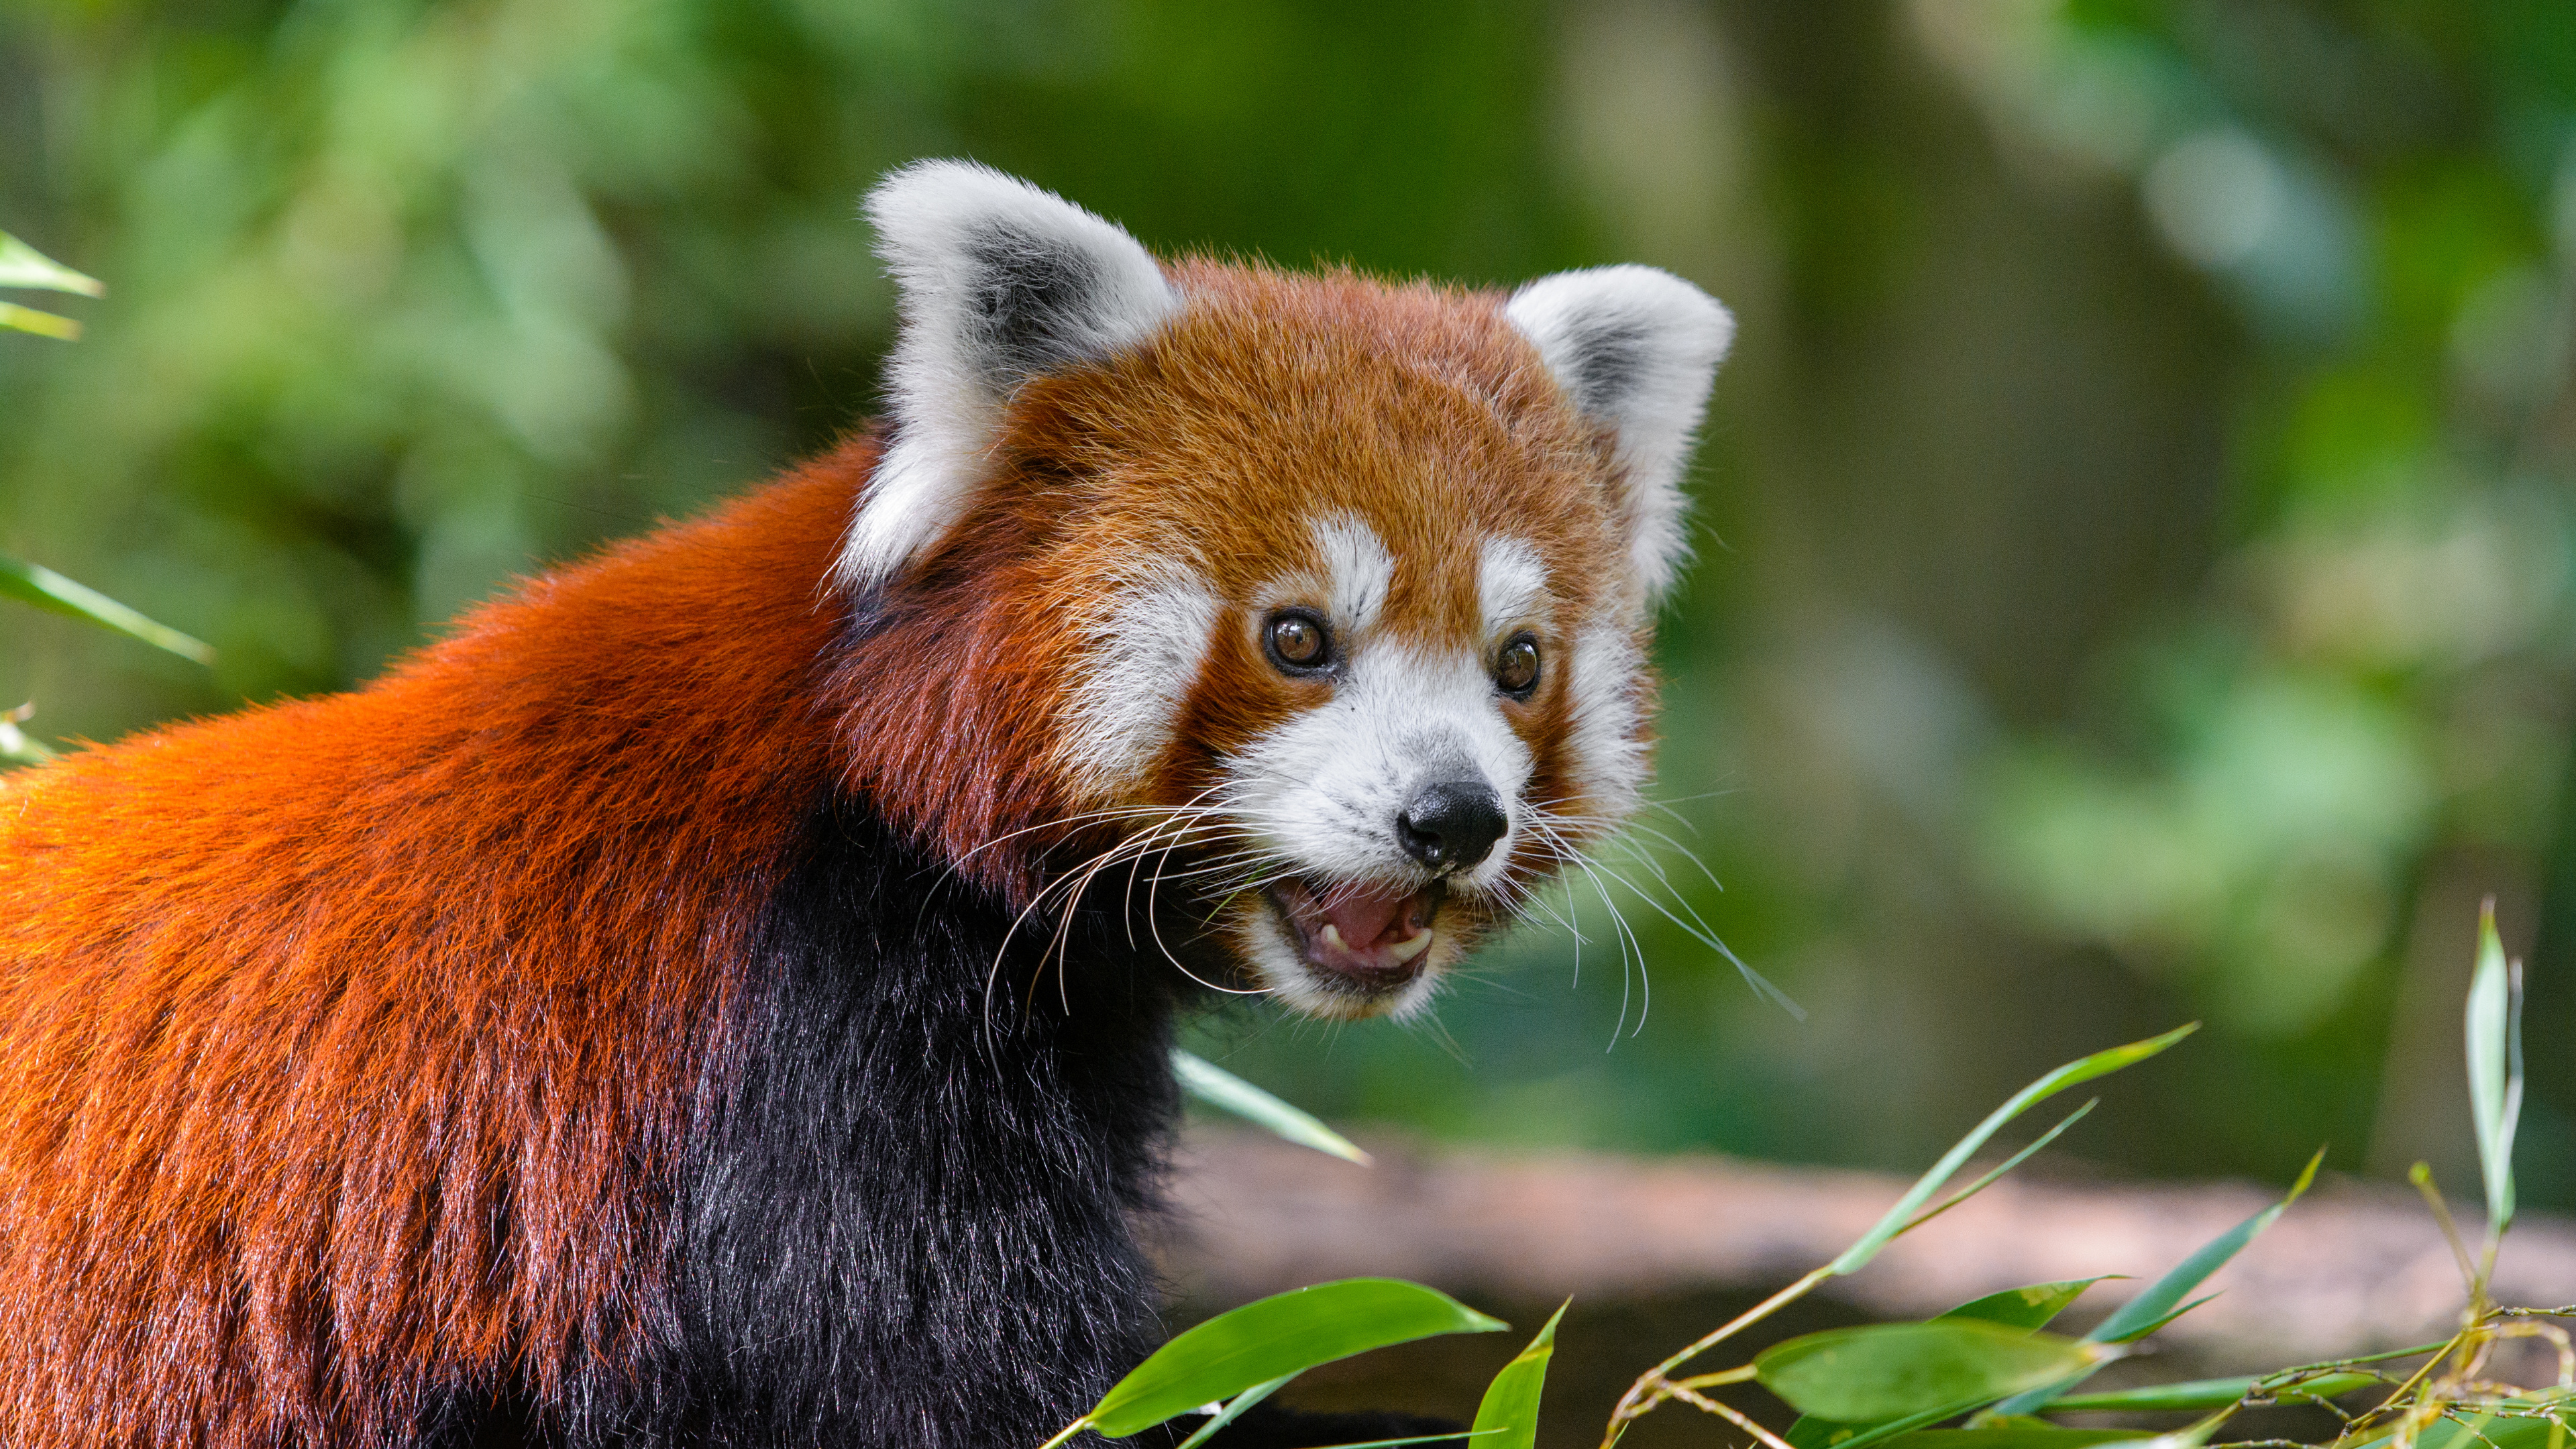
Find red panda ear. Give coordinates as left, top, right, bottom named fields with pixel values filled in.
left=1505, top=266, right=1735, bottom=605
left=839, top=161, right=1180, bottom=592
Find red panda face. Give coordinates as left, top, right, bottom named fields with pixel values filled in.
left=839, top=164, right=1733, bottom=1020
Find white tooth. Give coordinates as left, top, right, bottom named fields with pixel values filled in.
left=1320, top=923, right=1348, bottom=953
left=1385, top=930, right=1433, bottom=964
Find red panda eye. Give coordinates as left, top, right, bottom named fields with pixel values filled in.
left=1265, top=612, right=1331, bottom=674
left=1495, top=635, right=1541, bottom=696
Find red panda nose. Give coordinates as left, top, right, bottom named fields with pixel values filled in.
left=1396, top=779, right=1508, bottom=872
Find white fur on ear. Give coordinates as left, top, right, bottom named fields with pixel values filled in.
left=1505, top=266, right=1734, bottom=602
left=841, top=161, right=1180, bottom=590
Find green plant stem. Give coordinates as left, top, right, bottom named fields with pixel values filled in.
left=1670, top=1366, right=1760, bottom=1392
left=1648, top=1268, right=1833, bottom=1383
left=1032, top=1417, right=1091, bottom=1449
left=1664, top=1381, right=1797, bottom=1449
left=2412, top=1165, right=2481, bottom=1301
left=1601, top=1271, right=1830, bottom=1449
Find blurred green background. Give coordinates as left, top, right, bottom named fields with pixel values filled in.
left=5, top=0, right=2573, bottom=1206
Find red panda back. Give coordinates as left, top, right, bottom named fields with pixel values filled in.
left=0, top=447, right=867, bottom=1446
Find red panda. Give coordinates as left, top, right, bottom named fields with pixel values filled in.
left=0, top=162, right=1733, bottom=1448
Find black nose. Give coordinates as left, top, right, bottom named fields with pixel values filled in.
left=1396, top=778, right=1509, bottom=871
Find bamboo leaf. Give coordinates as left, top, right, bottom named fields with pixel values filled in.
left=1791, top=1400, right=1997, bottom=1449
left=1080, top=1279, right=1505, bottom=1439
left=1830, top=1026, right=2197, bottom=1276
left=1756, top=1322, right=2112, bottom=1424
left=2048, top=1371, right=2381, bottom=1414
left=1469, top=1300, right=1566, bottom=1449
left=1904, top=1104, right=2098, bottom=1238
left=0, top=300, right=81, bottom=339
left=0, top=232, right=103, bottom=297
left=1939, top=1281, right=2110, bottom=1334
left=2087, top=1149, right=2318, bottom=1346
left=0, top=555, right=214, bottom=664
left=1173, top=1049, right=1371, bottom=1165
left=2467, top=900, right=2523, bottom=1242
left=1786, top=1282, right=2114, bottom=1449
left=1173, top=1375, right=1296, bottom=1449
left=1980, top=1150, right=2321, bottom=1421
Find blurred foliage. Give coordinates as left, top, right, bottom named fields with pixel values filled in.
left=5, top=0, right=2575, bottom=1205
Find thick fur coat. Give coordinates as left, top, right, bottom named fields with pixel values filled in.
left=0, top=163, right=1732, bottom=1448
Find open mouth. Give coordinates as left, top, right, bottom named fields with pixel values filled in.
left=1264, top=877, right=1446, bottom=989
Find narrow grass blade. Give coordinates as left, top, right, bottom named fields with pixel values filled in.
left=1083, top=1279, right=1505, bottom=1438
left=0, top=233, right=104, bottom=296
left=0, top=556, right=213, bottom=664
left=1173, top=1049, right=1369, bottom=1165
left=2467, top=900, right=2522, bottom=1242
left=1756, top=1322, right=2112, bottom=1424
left=0, top=301, right=80, bottom=339
left=1831, top=1026, right=2197, bottom=1275
left=1470, top=1299, right=1566, bottom=1449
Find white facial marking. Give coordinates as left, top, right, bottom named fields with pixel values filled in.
left=1059, top=568, right=1220, bottom=794
left=1228, top=641, right=1533, bottom=893
left=1478, top=537, right=1549, bottom=637
left=1566, top=618, right=1648, bottom=818
left=1310, top=513, right=1395, bottom=633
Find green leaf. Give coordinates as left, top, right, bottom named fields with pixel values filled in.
left=0, top=299, right=81, bottom=339
left=1981, top=1150, right=2322, bottom=1419
left=2048, top=1371, right=2381, bottom=1414
left=0, top=555, right=214, bottom=664
left=1173, top=1048, right=1370, bottom=1165
left=1469, top=1299, right=1566, bottom=1449
left=2088, top=1149, right=2318, bottom=1345
left=2467, top=900, right=2523, bottom=1241
left=1830, top=1026, right=2196, bottom=1276
left=1173, top=1375, right=1296, bottom=1449
left=1790, top=1399, right=1998, bottom=1449
left=1905, top=1104, right=2099, bottom=1237
left=1786, top=1283, right=2110, bottom=1449
left=1082, top=1279, right=1505, bottom=1438
left=2093, top=1293, right=2220, bottom=1346
left=0, top=232, right=105, bottom=297
left=1939, top=1281, right=2109, bottom=1334
left=1756, top=1322, right=2111, bottom=1424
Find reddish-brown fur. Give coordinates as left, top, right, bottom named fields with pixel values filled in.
left=0, top=459, right=875, bottom=1445
left=0, top=260, right=1648, bottom=1446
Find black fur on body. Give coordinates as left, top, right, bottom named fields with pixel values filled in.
left=412, top=784, right=1446, bottom=1449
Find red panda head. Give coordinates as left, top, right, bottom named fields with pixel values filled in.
left=831, top=162, right=1733, bottom=1021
